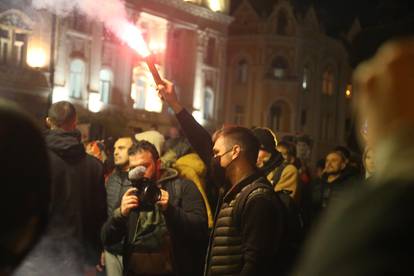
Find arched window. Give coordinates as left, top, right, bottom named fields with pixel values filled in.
left=69, top=59, right=85, bottom=98
left=271, top=56, right=288, bottom=79
left=269, top=100, right=291, bottom=132
left=236, top=59, right=248, bottom=83
left=99, top=69, right=113, bottom=104
left=322, top=67, right=334, bottom=95
left=276, top=9, right=288, bottom=35
left=203, top=87, right=214, bottom=120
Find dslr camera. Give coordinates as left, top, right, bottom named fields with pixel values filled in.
left=128, top=166, right=162, bottom=210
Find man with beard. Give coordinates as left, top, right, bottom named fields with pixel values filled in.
left=293, top=38, right=414, bottom=276
left=100, top=137, right=134, bottom=275
left=101, top=140, right=208, bottom=276
left=311, top=150, right=357, bottom=219
left=158, top=80, right=286, bottom=276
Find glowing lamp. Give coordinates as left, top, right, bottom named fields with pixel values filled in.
left=345, top=84, right=352, bottom=99
left=27, top=47, right=46, bottom=68
left=208, top=0, right=222, bottom=12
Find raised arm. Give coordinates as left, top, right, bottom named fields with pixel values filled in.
left=158, top=80, right=213, bottom=167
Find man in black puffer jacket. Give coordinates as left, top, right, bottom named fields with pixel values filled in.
left=44, top=101, right=107, bottom=273
left=103, top=137, right=134, bottom=275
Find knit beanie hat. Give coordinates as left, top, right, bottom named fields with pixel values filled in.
left=252, top=127, right=278, bottom=154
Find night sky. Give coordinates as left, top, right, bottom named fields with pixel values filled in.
left=232, top=0, right=414, bottom=36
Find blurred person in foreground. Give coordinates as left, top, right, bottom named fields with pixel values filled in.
left=294, top=38, right=414, bottom=275
left=0, top=100, right=50, bottom=276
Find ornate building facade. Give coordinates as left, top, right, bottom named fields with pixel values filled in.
left=0, top=0, right=232, bottom=137
left=224, top=0, right=354, bottom=161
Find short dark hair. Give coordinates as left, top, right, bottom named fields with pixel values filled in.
left=213, top=126, right=260, bottom=166
left=48, top=101, right=76, bottom=128
left=128, top=140, right=160, bottom=161
left=327, top=150, right=346, bottom=162
left=277, top=141, right=296, bottom=157
left=334, top=146, right=350, bottom=160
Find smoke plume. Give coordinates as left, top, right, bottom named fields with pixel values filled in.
left=32, top=0, right=130, bottom=38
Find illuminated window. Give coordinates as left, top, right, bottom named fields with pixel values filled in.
left=203, top=87, right=214, bottom=119
left=0, top=28, right=27, bottom=66
left=69, top=59, right=85, bottom=99
left=0, top=28, right=10, bottom=64
left=271, top=56, right=288, bottom=79
left=322, top=68, right=334, bottom=95
left=14, top=33, right=27, bottom=67
left=236, top=59, right=248, bottom=83
left=99, top=69, right=113, bottom=104
left=131, top=64, right=163, bottom=113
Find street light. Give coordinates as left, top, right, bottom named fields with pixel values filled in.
left=27, top=47, right=47, bottom=68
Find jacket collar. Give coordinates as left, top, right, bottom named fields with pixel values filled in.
left=223, top=171, right=264, bottom=202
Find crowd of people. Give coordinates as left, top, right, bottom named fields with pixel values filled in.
left=1, top=37, right=414, bottom=276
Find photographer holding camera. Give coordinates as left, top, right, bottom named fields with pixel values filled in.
left=101, top=140, right=208, bottom=276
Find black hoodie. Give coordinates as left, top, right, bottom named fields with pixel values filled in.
left=45, top=129, right=107, bottom=265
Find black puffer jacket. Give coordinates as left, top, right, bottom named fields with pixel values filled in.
left=45, top=129, right=107, bottom=265
left=105, top=169, right=131, bottom=255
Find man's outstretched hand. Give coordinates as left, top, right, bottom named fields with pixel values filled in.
left=157, top=79, right=183, bottom=114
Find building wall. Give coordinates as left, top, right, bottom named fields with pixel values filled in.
left=225, top=0, right=353, bottom=163
left=0, top=0, right=232, bottom=137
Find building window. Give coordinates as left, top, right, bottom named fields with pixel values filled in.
left=131, top=63, right=163, bottom=113
left=236, top=59, right=248, bottom=83
left=234, top=105, right=245, bottom=125
left=302, top=66, right=310, bottom=90
left=70, top=9, right=90, bottom=33
left=203, top=87, right=214, bottom=120
left=205, top=37, right=216, bottom=66
left=14, top=33, right=27, bottom=67
left=69, top=59, right=86, bottom=99
left=0, top=28, right=10, bottom=64
left=269, top=100, right=291, bottom=132
left=322, top=67, right=334, bottom=95
left=271, top=56, right=288, bottom=79
left=277, top=9, right=288, bottom=35
left=133, top=76, right=147, bottom=109
left=0, top=28, right=27, bottom=67
left=99, top=69, right=113, bottom=104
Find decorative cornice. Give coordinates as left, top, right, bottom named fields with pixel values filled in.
left=0, top=9, right=32, bottom=31
left=146, top=0, right=233, bottom=25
